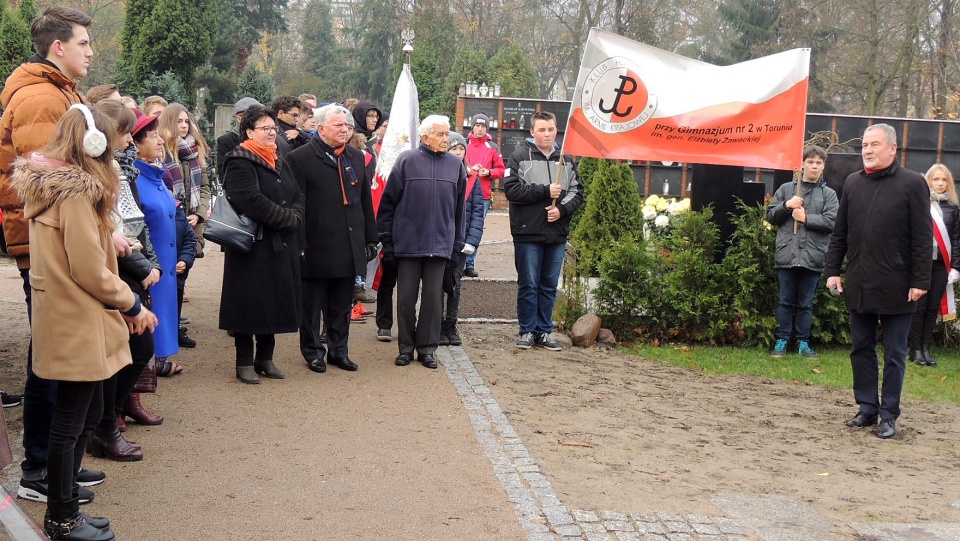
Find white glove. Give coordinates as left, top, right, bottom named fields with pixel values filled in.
left=461, top=244, right=476, bottom=255
left=949, top=269, right=960, bottom=285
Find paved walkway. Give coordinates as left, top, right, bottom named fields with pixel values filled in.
left=2, top=212, right=959, bottom=540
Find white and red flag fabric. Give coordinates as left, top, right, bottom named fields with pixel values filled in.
left=564, top=29, right=810, bottom=170
left=371, top=63, right=419, bottom=213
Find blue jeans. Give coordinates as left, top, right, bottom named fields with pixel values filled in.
left=514, top=241, right=565, bottom=335
left=464, top=199, right=491, bottom=270
left=849, top=311, right=911, bottom=420
left=775, top=267, right=821, bottom=341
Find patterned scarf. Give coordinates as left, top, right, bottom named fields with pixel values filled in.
left=114, top=143, right=146, bottom=238
left=317, top=138, right=360, bottom=207
left=163, top=134, right=203, bottom=213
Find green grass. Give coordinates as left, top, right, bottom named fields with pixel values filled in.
left=625, top=344, right=960, bottom=405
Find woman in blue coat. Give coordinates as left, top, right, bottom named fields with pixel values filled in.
left=133, top=114, right=181, bottom=374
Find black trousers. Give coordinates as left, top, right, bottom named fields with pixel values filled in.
left=442, top=253, right=467, bottom=328
left=20, top=268, right=57, bottom=475
left=300, top=276, right=354, bottom=361
left=234, top=333, right=276, bottom=366
left=48, top=380, right=103, bottom=519
left=99, top=329, right=154, bottom=429
left=396, top=257, right=446, bottom=356
left=908, top=258, right=948, bottom=349
left=375, top=257, right=398, bottom=331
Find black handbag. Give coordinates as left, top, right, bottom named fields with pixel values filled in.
left=203, top=168, right=262, bottom=253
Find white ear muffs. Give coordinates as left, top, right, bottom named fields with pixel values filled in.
left=70, top=103, right=109, bottom=157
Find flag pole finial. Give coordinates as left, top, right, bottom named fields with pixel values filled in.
left=401, top=29, right=415, bottom=66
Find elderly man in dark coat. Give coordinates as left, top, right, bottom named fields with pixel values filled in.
left=377, top=115, right=466, bottom=369
left=825, top=123, right=932, bottom=440
left=286, top=104, right=378, bottom=373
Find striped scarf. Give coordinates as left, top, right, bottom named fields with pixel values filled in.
left=163, top=135, right=203, bottom=213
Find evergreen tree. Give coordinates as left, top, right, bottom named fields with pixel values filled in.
left=571, top=159, right=644, bottom=275
left=120, top=0, right=218, bottom=103
left=300, top=0, right=346, bottom=99
left=0, top=0, right=34, bottom=89
left=487, top=44, right=539, bottom=99
left=713, top=0, right=790, bottom=64
left=236, top=65, right=275, bottom=105
left=347, top=0, right=397, bottom=104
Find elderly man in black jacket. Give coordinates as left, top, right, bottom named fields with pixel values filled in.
left=286, top=104, right=378, bottom=373
left=824, top=123, right=932, bottom=439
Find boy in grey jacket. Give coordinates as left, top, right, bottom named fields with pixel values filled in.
left=766, top=145, right=838, bottom=358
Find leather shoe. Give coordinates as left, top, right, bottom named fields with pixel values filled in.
left=876, top=417, right=896, bottom=439
left=419, top=354, right=438, bottom=369
left=922, top=347, right=938, bottom=367
left=329, top=357, right=358, bottom=371
left=307, top=358, right=327, bottom=373
left=845, top=412, right=878, bottom=427
left=395, top=353, right=412, bottom=366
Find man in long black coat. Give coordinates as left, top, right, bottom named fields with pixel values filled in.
left=286, top=104, right=378, bottom=373
left=824, top=123, right=932, bottom=439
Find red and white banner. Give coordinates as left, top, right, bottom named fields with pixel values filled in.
left=563, top=29, right=810, bottom=170
left=372, top=63, right=419, bottom=214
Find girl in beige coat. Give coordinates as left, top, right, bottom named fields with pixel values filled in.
left=12, top=105, right=156, bottom=541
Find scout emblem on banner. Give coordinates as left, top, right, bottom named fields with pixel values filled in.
left=565, top=28, right=810, bottom=170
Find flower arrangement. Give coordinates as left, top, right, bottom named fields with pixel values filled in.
left=642, top=194, right=691, bottom=233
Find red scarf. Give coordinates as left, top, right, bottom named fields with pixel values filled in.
left=240, top=139, right=277, bottom=169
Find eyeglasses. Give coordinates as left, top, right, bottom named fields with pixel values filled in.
left=366, top=112, right=379, bottom=118
left=253, top=126, right=278, bottom=133
left=285, top=111, right=300, bottom=119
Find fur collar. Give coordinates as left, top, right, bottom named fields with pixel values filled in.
left=11, top=156, right=105, bottom=219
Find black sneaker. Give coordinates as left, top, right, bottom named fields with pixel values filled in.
left=536, top=333, right=563, bottom=351
left=447, top=327, right=462, bottom=346
left=1, top=391, right=22, bottom=408
left=178, top=326, right=197, bottom=348
left=516, top=332, right=535, bottom=349
left=438, top=333, right=450, bottom=346
left=18, top=478, right=94, bottom=504
left=76, top=467, right=106, bottom=487
left=463, top=267, right=479, bottom=278
left=376, top=329, right=392, bottom=342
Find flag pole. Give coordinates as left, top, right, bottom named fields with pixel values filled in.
left=552, top=28, right=596, bottom=209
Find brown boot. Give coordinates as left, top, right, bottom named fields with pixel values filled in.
left=87, top=427, right=143, bottom=461
left=123, top=393, right=163, bottom=425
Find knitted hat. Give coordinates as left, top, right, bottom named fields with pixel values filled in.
left=471, top=113, right=489, bottom=127
left=233, top=97, right=262, bottom=114
left=448, top=132, right=467, bottom=149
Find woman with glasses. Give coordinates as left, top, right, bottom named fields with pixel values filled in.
left=219, top=105, right=304, bottom=384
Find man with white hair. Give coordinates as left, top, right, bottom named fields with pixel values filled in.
left=377, top=115, right=466, bottom=369
left=286, top=104, right=378, bottom=374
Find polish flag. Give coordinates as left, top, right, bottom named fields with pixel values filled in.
left=372, top=64, right=419, bottom=214
left=564, top=29, right=810, bottom=170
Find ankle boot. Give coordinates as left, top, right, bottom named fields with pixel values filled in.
left=253, top=359, right=284, bottom=379
left=79, top=512, right=109, bottom=530
left=45, top=505, right=115, bottom=541
left=922, top=347, right=938, bottom=367
left=87, top=427, right=143, bottom=462
left=123, top=393, right=163, bottom=425
left=236, top=365, right=260, bottom=384
left=910, top=349, right=927, bottom=365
